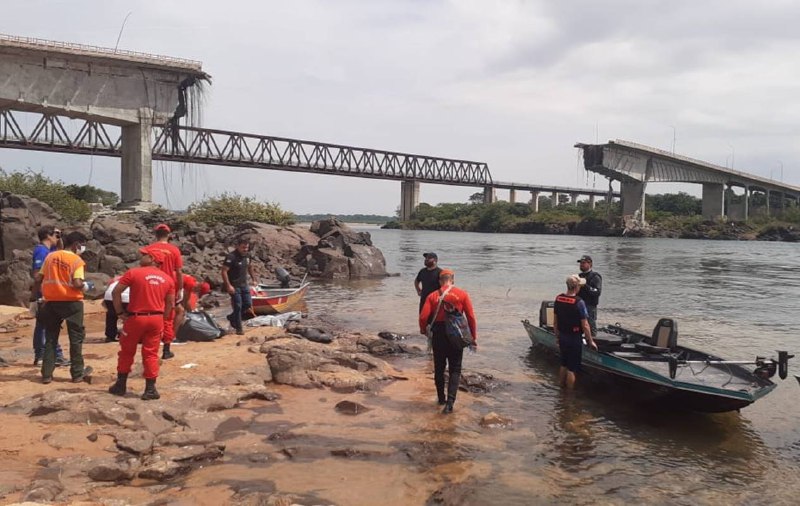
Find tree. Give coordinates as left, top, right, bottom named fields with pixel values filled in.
left=468, top=192, right=484, bottom=204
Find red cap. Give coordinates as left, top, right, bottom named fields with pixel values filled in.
left=154, top=223, right=171, bottom=233
left=183, top=274, right=197, bottom=291
left=139, top=246, right=166, bottom=264
left=199, top=282, right=211, bottom=295
left=439, top=268, right=455, bottom=277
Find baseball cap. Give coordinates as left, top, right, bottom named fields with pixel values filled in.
left=423, top=252, right=438, bottom=259
left=199, top=282, right=212, bottom=295
left=139, top=246, right=166, bottom=264
left=154, top=223, right=171, bottom=233
left=439, top=268, right=454, bottom=277
left=577, top=255, right=593, bottom=263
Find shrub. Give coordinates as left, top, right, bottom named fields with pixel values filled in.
left=187, top=193, right=295, bottom=226
left=0, top=169, right=91, bottom=222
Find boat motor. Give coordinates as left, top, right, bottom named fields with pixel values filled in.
left=753, top=357, right=777, bottom=379
left=275, top=267, right=291, bottom=288
left=778, top=350, right=794, bottom=380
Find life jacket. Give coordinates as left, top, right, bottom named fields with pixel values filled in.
left=554, top=293, right=583, bottom=334
left=41, top=250, right=85, bottom=301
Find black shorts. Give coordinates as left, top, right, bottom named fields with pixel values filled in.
left=559, top=334, right=583, bottom=372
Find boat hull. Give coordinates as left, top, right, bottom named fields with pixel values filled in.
left=522, top=320, right=774, bottom=413
left=250, top=282, right=310, bottom=315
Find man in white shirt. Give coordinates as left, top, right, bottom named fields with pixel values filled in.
left=103, top=277, right=130, bottom=342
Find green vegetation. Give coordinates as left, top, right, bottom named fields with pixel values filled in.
left=63, top=184, right=119, bottom=207
left=0, top=170, right=107, bottom=222
left=293, top=213, right=394, bottom=224
left=383, top=191, right=800, bottom=240
left=187, top=193, right=295, bottom=226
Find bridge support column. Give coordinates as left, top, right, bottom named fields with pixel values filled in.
left=509, top=189, right=516, bottom=204
left=570, top=192, right=579, bottom=206
left=120, top=109, right=153, bottom=206
left=551, top=191, right=558, bottom=207
left=701, top=183, right=725, bottom=219
left=621, top=181, right=646, bottom=222
left=483, top=186, right=496, bottom=204
left=589, top=195, right=596, bottom=209
left=530, top=191, right=540, bottom=213
left=766, top=189, right=771, bottom=217
left=744, top=186, right=749, bottom=221
left=400, top=180, right=420, bottom=221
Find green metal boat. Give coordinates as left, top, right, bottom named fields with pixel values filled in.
left=523, top=302, right=793, bottom=413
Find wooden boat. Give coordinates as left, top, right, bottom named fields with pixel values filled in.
left=249, top=278, right=310, bottom=315
left=523, top=301, right=793, bottom=413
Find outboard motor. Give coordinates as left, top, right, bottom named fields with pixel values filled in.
left=275, top=267, right=291, bottom=288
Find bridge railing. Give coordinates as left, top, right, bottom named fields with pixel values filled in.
left=151, top=125, right=493, bottom=184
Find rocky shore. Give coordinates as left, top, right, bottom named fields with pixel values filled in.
left=0, top=192, right=389, bottom=307
left=0, top=301, right=508, bottom=506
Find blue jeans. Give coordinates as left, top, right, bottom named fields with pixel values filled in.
left=228, top=286, right=253, bottom=331
left=33, top=315, right=64, bottom=360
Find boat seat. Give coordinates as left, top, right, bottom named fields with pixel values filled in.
left=539, top=301, right=555, bottom=330
left=635, top=318, right=678, bottom=354
left=593, top=332, right=624, bottom=350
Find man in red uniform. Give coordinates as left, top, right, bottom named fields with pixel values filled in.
left=109, top=247, right=175, bottom=400
left=146, top=224, right=183, bottom=360
left=419, top=269, right=477, bottom=414
left=173, top=274, right=212, bottom=332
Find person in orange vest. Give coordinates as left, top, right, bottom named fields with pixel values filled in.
left=108, top=247, right=175, bottom=400
left=173, top=274, right=211, bottom=332
left=418, top=269, right=477, bottom=414
left=146, top=223, right=183, bottom=360
left=33, top=231, right=94, bottom=384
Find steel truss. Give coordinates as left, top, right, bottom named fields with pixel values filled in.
left=0, top=109, right=492, bottom=185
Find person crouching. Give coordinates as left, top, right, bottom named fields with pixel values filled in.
left=109, top=247, right=175, bottom=400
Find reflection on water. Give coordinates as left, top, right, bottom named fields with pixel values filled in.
left=303, top=229, right=800, bottom=503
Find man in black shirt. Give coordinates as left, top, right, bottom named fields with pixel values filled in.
left=577, top=255, right=603, bottom=337
left=414, top=252, right=442, bottom=313
left=221, top=239, right=256, bottom=335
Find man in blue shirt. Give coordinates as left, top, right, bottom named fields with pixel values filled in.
left=31, top=226, right=68, bottom=367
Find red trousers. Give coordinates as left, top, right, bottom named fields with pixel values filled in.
left=118, top=315, right=163, bottom=379
left=161, top=309, right=175, bottom=344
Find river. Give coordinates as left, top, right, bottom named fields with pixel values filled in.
left=304, top=228, right=800, bottom=504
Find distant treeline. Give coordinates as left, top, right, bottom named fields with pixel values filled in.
left=294, top=213, right=394, bottom=224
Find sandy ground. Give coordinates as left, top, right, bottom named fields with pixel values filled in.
left=0, top=302, right=497, bottom=506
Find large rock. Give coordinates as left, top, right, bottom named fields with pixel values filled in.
left=346, top=244, right=387, bottom=278
left=99, top=254, right=126, bottom=276
left=309, top=248, right=350, bottom=279
left=0, top=252, right=33, bottom=307
left=105, top=239, right=141, bottom=263
left=84, top=272, right=110, bottom=299
left=0, top=192, right=61, bottom=261
left=90, top=215, right=141, bottom=244
left=80, top=239, right=105, bottom=272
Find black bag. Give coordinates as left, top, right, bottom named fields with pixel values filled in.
left=176, top=311, right=224, bottom=342
left=444, top=304, right=472, bottom=349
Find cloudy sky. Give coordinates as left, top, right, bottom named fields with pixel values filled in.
left=1, top=1, right=799, bottom=214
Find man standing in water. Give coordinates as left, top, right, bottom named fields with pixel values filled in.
left=419, top=269, right=477, bottom=414
left=414, top=252, right=442, bottom=313
left=553, top=275, right=597, bottom=389
left=577, top=255, right=602, bottom=336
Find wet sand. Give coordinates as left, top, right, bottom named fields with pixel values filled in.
left=0, top=302, right=503, bottom=506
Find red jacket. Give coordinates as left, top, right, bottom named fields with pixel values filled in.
left=419, top=285, right=477, bottom=340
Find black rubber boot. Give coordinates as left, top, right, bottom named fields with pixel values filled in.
left=442, top=398, right=454, bottom=414
left=161, top=344, right=174, bottom=360
left=141, top=378, right=160, bottom=401
left=108, top=373, right=128, bottom=396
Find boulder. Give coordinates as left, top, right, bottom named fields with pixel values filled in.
left=138, top=457, right=191, bottom=481
left=84, top=272, right=111, bottom=300
left=0, top=253, right=33, bottom=307
left=309, top=248, right=350, bottom=279
left=114, top=430, right=156, bottom=455
left=99, top=254, right=126, bottom=276
left=22, top=479, right=64, bottom=502
left=90, top=215, right=141, bottom=244
left=0, top=192, right=61, bottom=261
left=87, top=456, right=138, bottom=482
left=346, top=244, right=387, bottom=278
left=105, top=238, right=141, bottom=263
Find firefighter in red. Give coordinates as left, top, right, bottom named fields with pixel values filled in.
left=174, top=274, right=212, bottom=332
left=145, top=223, right=183, bottom=360
left=109, top=247, right=175, bottom=400
left=418, top=269, right=477, bottom=414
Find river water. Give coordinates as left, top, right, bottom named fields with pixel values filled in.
left=304, top=228, right=800, bottom=504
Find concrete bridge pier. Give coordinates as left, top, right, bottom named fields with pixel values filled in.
left=120, top=108, right=154, bottom=205
left=570, top=192, right=579, bottom=206
left=551, top=191, right=558, bottom=207
left=701, top=183, right=725, bottom=219
left=766, top=189, right=771, bottom=217
left=530, top=191, right=540, bottom=213
left=509, top=189, right=516, bottom=204
left=744, top=186, right=749, bottom=220
left=400, top=180, right=420, bottom=221
left=621, top=181, right=646, bottom=222
left=589, top=195, right=596, bottom=209
left=483, top=186, right=496, bottom=204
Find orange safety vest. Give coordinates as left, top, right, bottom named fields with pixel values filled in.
left=41, top=250, right=85, bottom=301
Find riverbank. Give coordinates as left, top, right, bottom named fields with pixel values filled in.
left=0, top=302, right=512, bottom=506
